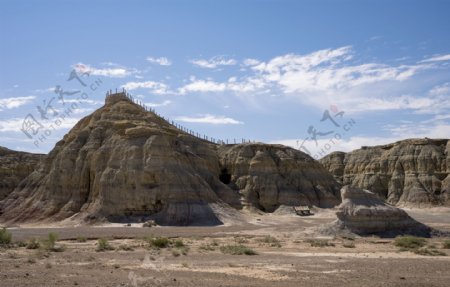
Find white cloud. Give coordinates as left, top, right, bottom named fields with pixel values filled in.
left=180, top=46, right=440, bottom=114
left=252, top=46, right=423, bottom=95
left=146, top=57, right=172, bottom=66
left=420, top=54, right=450, bottom=63
left=179, top=80, right=226, bottom=94
left=145, top=100, right=172, bottom=107
left=174, top=114, right=243, bottom=125
left=179, top=77, right=266, bottom=94
left=33, top=87, right=56, bottom=93
left=121, top=81, right=170, bottom=95
left=385, top=120, right=450, bottom=139
left=62, top=99, right=103, bottom=105
left=243, top=58, right=261, bottom=66
left=74, top=63, right=133, bottom=78
left=0, top=117, right=82, bottom=133
left=0, top=96, right=35, bottom=111
left=190, top=56, right=237, bottom=69
left=0, top=118, right=27, bottom=132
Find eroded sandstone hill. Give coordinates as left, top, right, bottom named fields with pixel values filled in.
left=0, top=147, right=44, bottom=201
left=0, top=92, right=340, bottom=225
left=320, top=139, right=450, bottom=206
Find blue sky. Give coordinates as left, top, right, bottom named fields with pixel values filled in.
left=1, top=0, right=449, bottom=157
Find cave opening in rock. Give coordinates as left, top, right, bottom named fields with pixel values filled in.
left=219, top=168, right=231, bottom=184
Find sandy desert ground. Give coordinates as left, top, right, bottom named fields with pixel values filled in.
left=1, top=208, right=450, bottom=287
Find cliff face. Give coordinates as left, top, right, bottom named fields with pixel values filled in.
left=0, top=92, right=340, bottom=225
left=218, top=144, right=340, bottom=212
left=0, top=147, right=44, bottom=201
left=320, top=139, right=450, bottom=206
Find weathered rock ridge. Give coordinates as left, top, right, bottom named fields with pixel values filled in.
left=320, top=139, right=450, bottom=206
left=0, top=147, right=44, bottom=201
left=0, top=92, right=340, bottom=225
left=218, top=144, right=340, bottom=212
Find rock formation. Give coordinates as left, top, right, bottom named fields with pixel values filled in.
left=0, top=92, right=340, bottom=225
left=218, top=144, right=340, bottom=212
left=326, top=185, right=431, bottom=236
left=320, top=139, right=450, bottom=206
left=0, top=147, right=44, bottom=201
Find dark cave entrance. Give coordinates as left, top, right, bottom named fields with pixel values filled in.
left=219, top=168, right=231, bottom=184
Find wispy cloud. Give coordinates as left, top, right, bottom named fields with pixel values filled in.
left=0, top=118, right=26, bottom=132
left=174, top=114, right=243, bottom=125
left=243, top=58, right=261, bottom=66
left=179, top=77, right=266, bottom=94
left=146, top=56, right=172, bottom=66
left=74, top=63, right=134, bottom=78
left=190, top=56, right=237, bottom=69
left=0, top=96, right=35, bottom=111
left=145, top=100, right=172, bottom=107
left=179, top=46, right=444, bottom=114
left=250, top=46, right=422, bottom=94
left=0, top=117, right=83, bottom=133
left=121, top=81, right=170, bottom=95
left=420, top=54, right=450, bottom=63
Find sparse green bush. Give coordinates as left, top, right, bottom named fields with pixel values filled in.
left=394, top=236, right=426, bottom=250
left=443, top=240, right=450, bottom=249
left=172, top=249, right=181, bottom=257
left=180, top=246, right=189, bottom=255
left=306, top=239, right=335, bottom=247
left=43, top=233, right=58, bottom=250
left=42, top=233, right=65, bottom=252
left=96, top=238, right=114, bottom=251
left=174, top=239, right=185, bottom=248
left=118, top=244, right=134, bottom=251
left=16, top=241, right=27, bottom=248
left=77, top=236, right=87, bottom=243
left=414, top=248, right=446, bottom=256
left=220, top=245, right=257, bottom=255
left=199, top=244, right=216, bottom=251
left=26, top=238, right=40, bottom=249
left=149, top=237, right=170, bottom=248
left=0, top=228, right=12, bottom=245
left=257, top=235, right=281, bottom=247
left=234, top=237, right=248, bottom=244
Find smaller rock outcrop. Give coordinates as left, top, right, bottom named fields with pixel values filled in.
left=324, top=186, right=431, bottom=237
left=0, top=147, right=44, bottom=201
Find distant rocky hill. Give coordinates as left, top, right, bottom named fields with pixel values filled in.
left=0, top=147, right=44, bottom=201
left=0, top=92, right=340, bottom=225
left=320, top=138, right=450, bottom=206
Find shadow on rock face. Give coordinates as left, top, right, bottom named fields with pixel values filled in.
left=152, top=202, right=223, bottom=226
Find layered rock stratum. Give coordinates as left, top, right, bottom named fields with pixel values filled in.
left=0, top=147, right=44, bottom=201
left=320, top=139, right=450, bottom=206
left=0, top=92, right=340, bottom=225
left=218, top=144, right=340, bottom=212
left=328, top=185, right=431, bottom=236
